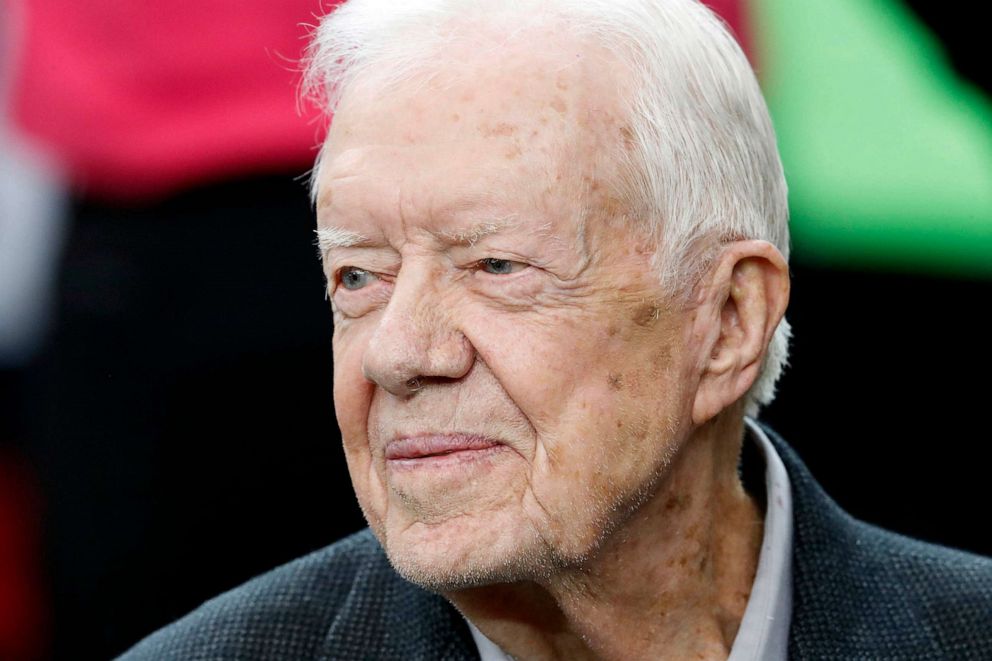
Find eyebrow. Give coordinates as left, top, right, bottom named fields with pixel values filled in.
left=315, top=215, right=552, bottom=260
left=431, top=216, right=521, bottom=246
left=314, top=227, right=371, bottom=260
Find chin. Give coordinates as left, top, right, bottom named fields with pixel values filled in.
left=378, top=510, right=561, bottom=593
left=385, top=540, right=555, bottom=593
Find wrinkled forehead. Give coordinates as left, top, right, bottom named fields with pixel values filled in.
left=320, top=29, right=634, bottom=188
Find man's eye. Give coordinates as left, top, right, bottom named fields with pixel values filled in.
left=478, top=258, right=526, bottom=275
left=339, top=267, right=378, bottom=290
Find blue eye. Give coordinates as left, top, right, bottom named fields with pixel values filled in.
left=479, top=258, right=525, bottom=275
left=339, top=267, right=377, bottom=290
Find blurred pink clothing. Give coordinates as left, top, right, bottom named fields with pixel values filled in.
left=10, top=1, right=335, bottom=200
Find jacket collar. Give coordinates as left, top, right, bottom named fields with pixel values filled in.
left=757, top=421, right=952, bottom=658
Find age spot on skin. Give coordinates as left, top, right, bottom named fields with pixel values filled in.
left=607, top=372, right=624, bottom=391
left=601, top=195, right=629, bottom=220
left=619, top=125, right=636, bottom=149
left=650, top=347, right=672, bottom=377
left=582, top=174, right=602, bottom=192
left=633, top=303, right=662, bottom=327
left=480, top=122, right=518, bottom=137
left=664, top=493, right=691, bottom=512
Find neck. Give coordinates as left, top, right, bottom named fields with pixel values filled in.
left=447, top=412, right=763, bottom=661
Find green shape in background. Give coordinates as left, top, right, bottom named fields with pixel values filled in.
left=752, top=0, right=992, bottom=276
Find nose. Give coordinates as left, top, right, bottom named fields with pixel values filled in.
left=361, top=262, right=475, bottom=396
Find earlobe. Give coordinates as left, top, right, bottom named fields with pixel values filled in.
left=692, top=242, right=790, bottom=425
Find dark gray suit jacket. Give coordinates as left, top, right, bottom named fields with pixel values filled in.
left=119, top=425, right=992, bottom=659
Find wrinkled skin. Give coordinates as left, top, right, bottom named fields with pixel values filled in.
left=317, top=31, right=789, bottom=661
left=320, top=38, right=691, bottom=583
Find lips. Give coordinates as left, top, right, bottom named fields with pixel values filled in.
left=385, top=434, right=503, bottom=460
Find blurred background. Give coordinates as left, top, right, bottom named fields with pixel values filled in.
left=1, top=0, right=989, bottom=658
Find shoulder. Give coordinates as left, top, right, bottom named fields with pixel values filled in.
left=116, top=530, right=383, bottom=660
left=116, top=529, right=472, bottom=660
left=758, top=423, right=992, bottom=659
left=798, top=513, right=992, bottom=659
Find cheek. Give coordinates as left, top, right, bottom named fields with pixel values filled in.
left=466, top=314, right=582, bottom=433
left=545, top=326, right=685, bottom=481
left=471, top=313, right=643, bottom=434
left=332, top=324, right=388, bottom=530
left=527, top=356, right=685, bottom=554
left=332, top=325, right=375, bottom=453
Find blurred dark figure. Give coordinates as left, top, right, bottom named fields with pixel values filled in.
left=5, top=1, right=364, bottom=659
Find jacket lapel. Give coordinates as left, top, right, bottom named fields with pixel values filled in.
left=759, top=423, right=944, bottom=659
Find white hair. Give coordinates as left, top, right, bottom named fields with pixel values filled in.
left=303, top=0, right=791, bottom=415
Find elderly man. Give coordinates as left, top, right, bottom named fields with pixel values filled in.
left=121, top=0, right=992, bottom=659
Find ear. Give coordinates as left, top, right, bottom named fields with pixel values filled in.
left=691, top=241, right=790, bottom=425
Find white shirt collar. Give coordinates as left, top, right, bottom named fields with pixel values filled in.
left=728, top=417, right=793, bottom=661
left=467, top=417, right=794, bottom=661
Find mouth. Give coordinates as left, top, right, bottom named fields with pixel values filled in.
left=385, top=433, right=506, bottom=465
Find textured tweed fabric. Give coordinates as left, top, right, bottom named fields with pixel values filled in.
left=119, top=424, right=992, bottom=660
left=763, top=426, right=992, bottom=660
left=116, top=528, right=478, bottom=660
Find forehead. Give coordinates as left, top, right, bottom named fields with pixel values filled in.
left=329, top=28, right=628, bottom=144
left=316, top=33, right=632, bottom=231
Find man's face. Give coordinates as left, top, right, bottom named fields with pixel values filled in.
left=317, top=39, right=703, bottom=589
